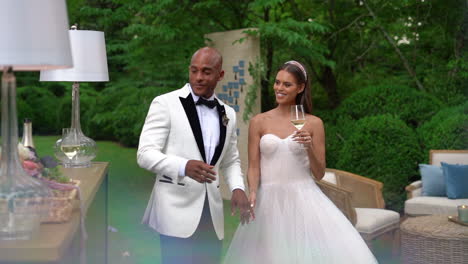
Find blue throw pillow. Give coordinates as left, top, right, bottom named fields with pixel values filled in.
left=441, top=162, right=468, bottom=199
left=419, top=164, right=445, bottom=196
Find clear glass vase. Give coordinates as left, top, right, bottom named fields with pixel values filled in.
left=0, top=69, right=52, bottom=240
left=55, top=82, right=97, bottom=168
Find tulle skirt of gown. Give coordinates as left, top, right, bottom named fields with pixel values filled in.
left=223, top=134, right=378, bottom=264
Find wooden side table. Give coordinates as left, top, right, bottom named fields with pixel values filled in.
left=400, top=215, right=468, bottom=264
left=0, top=162, right=109, bottom=264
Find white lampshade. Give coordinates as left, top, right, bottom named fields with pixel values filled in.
left=40, top=30, right=109, bottom=82
left=0, top=0, right=73, bottom=71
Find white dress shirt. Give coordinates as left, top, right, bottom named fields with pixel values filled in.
left=178, top=85, right=220, bottom=176
left=178, top=85, right=244, bottom=191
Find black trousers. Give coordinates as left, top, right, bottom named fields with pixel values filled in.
left=159, top=197, right=222, bottom=264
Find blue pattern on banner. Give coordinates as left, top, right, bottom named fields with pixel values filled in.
left=217, top=60, right=248, bottom=136
left=217, top=60, right=247, bottom=114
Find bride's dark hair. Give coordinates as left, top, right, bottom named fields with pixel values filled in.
left=279, top=61, right=312, bottom=114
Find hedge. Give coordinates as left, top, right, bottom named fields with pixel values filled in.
left=336, top=114, right=422, bottom=212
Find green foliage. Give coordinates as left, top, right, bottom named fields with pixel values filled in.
left=243, top=59, right=265, bottom=122
left=336, top=84, right=443, bottom=127
left=90, top=85, right=173, bottom=146
left=336, top=114, right=422, bottom=212
left=417, top=102, right=468, bottom=157
left=42, top=167, right=70, bottom=184
left=247, top=19, right=331, bottom=65
left=324, top=123, right=343, bottom=169
left=16, top=86, right=62, bottom=134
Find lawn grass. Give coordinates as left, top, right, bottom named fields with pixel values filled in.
left=34, top=136, right=398, bottom=264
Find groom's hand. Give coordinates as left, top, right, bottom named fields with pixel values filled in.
left=231, top=189, right=251, bottom=225
left=185, top=160, right=216, bottom=183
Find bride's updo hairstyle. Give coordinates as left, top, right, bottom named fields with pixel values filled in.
left=279, top=61, right=312, bottom=114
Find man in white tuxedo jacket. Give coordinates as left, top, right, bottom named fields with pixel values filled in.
left=137, top=47, right=250, bottom=264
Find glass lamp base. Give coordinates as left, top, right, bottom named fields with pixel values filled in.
left=1, top=68, right=52, bottom=241
left=0, top=213, right=40, bottom=240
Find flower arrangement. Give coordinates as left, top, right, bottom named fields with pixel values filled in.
left=14, top=143, right=71, bottom=184
left=15, top=143, right=80, bottom=223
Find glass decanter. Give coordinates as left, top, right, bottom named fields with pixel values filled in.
left=0, top=68, right=52, bottom=240
left=55, top=82, right=97, bottom=168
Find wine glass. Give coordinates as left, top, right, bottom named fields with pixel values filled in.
left=60, top=128, right=80, bottom=163
left=291, top=105, right=306, bottom=149
left=290, top=105, right=306, bottom=130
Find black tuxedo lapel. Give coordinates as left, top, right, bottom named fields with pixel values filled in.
left=211, top=101, right=227, bottom=166
left=179, top=94, right=206, bottom=163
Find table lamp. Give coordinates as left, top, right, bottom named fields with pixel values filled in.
left=0, top=0, right=72, bottom=240
left=40, top=26, right=109, bottom=168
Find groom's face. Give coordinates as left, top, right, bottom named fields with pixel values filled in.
left=189, top=49, right=224, bottom=98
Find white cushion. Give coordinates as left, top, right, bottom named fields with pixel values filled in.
left=411, top=188, right=422, bottom=197
left=355, top=208, right=400, bottom=234
left=322, top=172, right=337, bottom=185
left=404, top=196, right=468, bottom=216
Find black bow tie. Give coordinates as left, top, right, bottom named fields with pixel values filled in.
left=196, top=97, right=217, bottom=108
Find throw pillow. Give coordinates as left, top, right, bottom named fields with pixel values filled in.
left=441, top=162, right=468, bottom=199
left=419, top=164, right=445, bottom=196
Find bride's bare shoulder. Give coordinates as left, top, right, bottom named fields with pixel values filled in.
left=306, top=114, right=323, bottom=124
left=249, top=111, right=275, bottom=132
left=250, top=110, right=275, bottom=123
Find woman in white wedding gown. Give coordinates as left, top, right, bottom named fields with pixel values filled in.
left=223, top=61, right=378, bottom=264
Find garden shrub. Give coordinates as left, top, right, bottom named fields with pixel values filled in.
left=336, top=114, right=422, bottom=212
left=91, top=85, right=173, bottom=146
left=417, top=102, right=468, bottom=159
left=324, top=115, right=357, bottom=168
left=16, top=86, right=61, bottom=134
left=336, top=84, right=443, bottom=127
left=324, top=123, right=343, bottom=169
left=16, top=98, right=35, bottom=134
left=314, top=108, right=337, bottom=125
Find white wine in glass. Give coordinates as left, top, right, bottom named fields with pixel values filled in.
left=61, top=128, right=80, bottom=161
left=61, top=145, right=81, bottom=160
left=291, top=105, right=306, bottom=130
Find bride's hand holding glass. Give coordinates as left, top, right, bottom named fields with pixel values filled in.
left=293, top=129, right=313, bottom=150
left=291, top=105, right=312, bottom=148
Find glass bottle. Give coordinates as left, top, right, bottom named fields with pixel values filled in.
left=0, top=68, right=52, bottom=240
left=21, top=118, right=35, bottom=149
left=55, top=82, right=97, bottom=168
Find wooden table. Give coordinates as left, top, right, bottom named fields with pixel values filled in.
left=0, top=162, right=109, bottom=264
left=401, top=215, right=468, bottom=264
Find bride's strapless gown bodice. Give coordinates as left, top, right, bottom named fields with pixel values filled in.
left=223, top=134, right=378, bottom=264
left=260, top=134, right=311, bottom=185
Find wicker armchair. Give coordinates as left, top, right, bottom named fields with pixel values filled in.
left=404, top=150, right=468, bottom=216
left=316, top=168, right=400, bottom=247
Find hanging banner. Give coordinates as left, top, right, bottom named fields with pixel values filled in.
left=205, top=28, right=261, bottom=199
